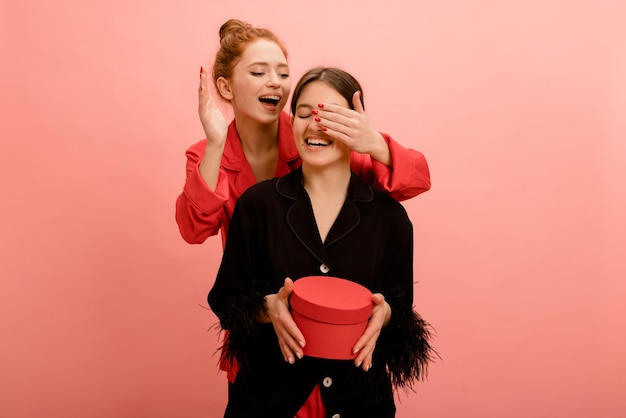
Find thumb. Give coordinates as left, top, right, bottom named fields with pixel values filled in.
left=372, top=293, right=385, bottom=306
left=278, top=277, right=294, bottom=300
left=284, top=277, right=294, bottom=293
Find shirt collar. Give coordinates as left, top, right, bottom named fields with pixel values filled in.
left=275, top=167, right=374, bottom=203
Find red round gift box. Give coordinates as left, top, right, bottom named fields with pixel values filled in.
left=291, top=276, right=373, bottom=360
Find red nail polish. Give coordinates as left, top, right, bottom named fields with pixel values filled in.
left=322, top=127, right=327, bottom=132
left=314, top=117, right=321, bottom=122
left=200, top=66, right=203, bottom=77
left=317, top=103, right=324, bottom=108
left=311, top=109, right=318, bottom=115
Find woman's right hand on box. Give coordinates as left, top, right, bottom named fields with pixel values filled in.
left=264, top=277, right=306, bottom=364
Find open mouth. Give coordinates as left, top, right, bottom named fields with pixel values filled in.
left=259, top=95, right=281, bottom=106
left=306, top=138, right=331, bottom=147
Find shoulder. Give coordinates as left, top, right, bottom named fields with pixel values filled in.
left=351, top=174, right=408, bottom=216
left=369, top=188, right=412, bottom=229
left=372, top=188, right=409, bottom=213
left=237, top=178, right=278, bottom=205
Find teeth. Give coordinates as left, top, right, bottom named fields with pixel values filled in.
left=306, top=138, right=331, bottom=146
left=259, top=95, right=280, bottom=106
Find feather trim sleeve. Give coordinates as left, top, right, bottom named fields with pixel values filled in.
left=377, top=288, right=437, bottom=390
left=211, top=278, right=270, bottom=373
left=371, top=202, right=438, bottom=390
left=207, top=188, right=274, bottom=373
left=375, top=288, right=438, bottom=391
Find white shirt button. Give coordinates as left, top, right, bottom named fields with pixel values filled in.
left=320, top=264, right=330, bottom=273
left=331, top=414, right=340, bottom=418
left=322, top=376, right=333, bottom=387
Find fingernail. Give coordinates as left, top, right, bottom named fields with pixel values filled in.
left=200, top=66, right=203, bottom=77
left=311, top=109, right=318, bottom=115
left=317, top=103, right=324, bottom=108
left=353, top=347, right=360, bottom=354
left=356, top=361, right=362, bottom=368
left=314, top=117, right=321, bottom=122
left=299, top=341, right=305, bottom=348
left=288, top=356, right=294, bottom=364
left=296, top=352, right=303, bottom=359
left=322, top=127, right=327, bottom=132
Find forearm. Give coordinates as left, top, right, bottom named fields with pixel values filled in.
left=198, top=140, right=226, bottom=191
left=367, top=132, right=392, bottom=166
left=176, top=140, right=232, bottom=243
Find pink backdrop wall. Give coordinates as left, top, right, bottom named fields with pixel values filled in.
left=1, top=1, right=624, bottom=417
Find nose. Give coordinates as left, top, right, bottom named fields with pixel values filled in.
left=267, top=71, right=281, bottom=87
left=309, top=118, right=324, bottom=131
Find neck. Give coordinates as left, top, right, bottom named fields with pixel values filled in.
left=301, top=159, right=351, bottom=198
left=233, top=112, right=280, bottom=156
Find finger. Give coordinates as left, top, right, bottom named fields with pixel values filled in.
left=275, top=324, right=305, bottom=361
left=199, top=66, right=204, bottom=90
left=315, top=103, right=356, bottom=121
left=278, top=338, right=298, bottom=363
left=200, top=66, right=212, bottom=94
left=273, top=293, right=306, bottom=348
left=352, top=91, right=365, bottom=114
left=354, top=340, right=375, bottom=370
left=352, top=295, right=385, bottom=354
left=199, top=69, right=209, bottom=104
left=278, top=332, right=302, bottom=362
left=282, top=313, right=306, bottom=348
left=352, top=323, right=377, bottom=355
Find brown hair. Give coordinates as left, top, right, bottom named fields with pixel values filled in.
left=212, top=19, right=289, bottom=86
left=290, top=67, right=364, bottom=115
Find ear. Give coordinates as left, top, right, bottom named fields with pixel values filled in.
left=216, top=77, right=233, bottom=101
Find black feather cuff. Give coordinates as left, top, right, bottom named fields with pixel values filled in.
left=214, top=285, right=268, bottom=373
left=376, top=291, right=438, bottom=390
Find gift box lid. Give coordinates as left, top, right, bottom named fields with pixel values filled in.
left=291, top=276, right=372, bottom=325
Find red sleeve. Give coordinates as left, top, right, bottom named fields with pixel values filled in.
left=349, top=133, right=431, bottom=202
left=175, top=139, right=230, bottom=244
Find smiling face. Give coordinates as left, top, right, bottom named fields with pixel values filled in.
left=219, top=39, right=290, bottom=125
left=292, top=81, right=351, bottom=168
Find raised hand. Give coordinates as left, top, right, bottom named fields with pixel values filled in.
left=314, top=91, right=391, bottom=165
left=198, top=66, right=228, bottom=148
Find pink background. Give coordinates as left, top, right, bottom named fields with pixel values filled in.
left=1, top=1, right=624, bottom=417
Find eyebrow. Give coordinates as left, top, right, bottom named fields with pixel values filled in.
left=247, top=62, right=289, bottom=68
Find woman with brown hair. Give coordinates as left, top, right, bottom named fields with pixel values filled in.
left=208, top=66, right=435, bottom=418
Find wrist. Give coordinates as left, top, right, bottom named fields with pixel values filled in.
left=256, top=295, right=273, bottom=324
left=369, top=133, right=391, bottom=166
